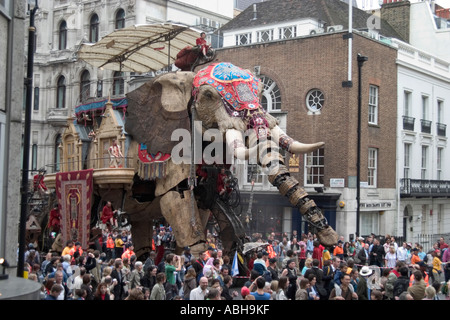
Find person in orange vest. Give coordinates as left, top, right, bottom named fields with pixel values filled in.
left=204, top=246, right=216, bottom=260
left=409, top=261, right=429, bottom=287
left=69, top=242, right=83, bottom=264
left=106, top=234, right=115, bottom=260
left=333, top=240, right=345, bottom=260
left=69, top=242, right=83, bottom=257
left=266, top=241, right=276, bottom=267
left=122, top=243, right=135, bottom=261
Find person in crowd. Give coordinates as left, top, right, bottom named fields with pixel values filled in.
left=295, top=278, right=310, bottom=300
left=407, top=270, right=427, bottom=300
left=249, top=276, right=271, bottom=300
left=93, top=282, right=111, bottom=300
left=356, top=266, right=372, bottom=300
left=190, top=276, right=209, bottom=300
left=183, top=268, right=197, bottom=300
left=150, top=272, right=166, bottom=300
left=329, top=273, right=358, bottom=300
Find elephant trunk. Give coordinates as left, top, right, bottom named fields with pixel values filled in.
left=247, top=132, right=338, bottom=247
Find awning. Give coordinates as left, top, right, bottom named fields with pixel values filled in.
left=77, top=22, right=203, bottom=73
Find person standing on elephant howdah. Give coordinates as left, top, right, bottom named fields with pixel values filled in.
left=108, top=139, right=123, bottom=168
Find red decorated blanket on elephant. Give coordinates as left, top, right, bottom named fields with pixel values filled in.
left=192, top=62, right=270, bottom=140
left=137, top=143, right=171, bottom=180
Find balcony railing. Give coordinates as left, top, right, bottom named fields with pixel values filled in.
left=420, top=119, right=432, bottom=134
left=402, top=116, right=415, bottom=131
left=400, top=178, right=450, bottom=197
left=437, top=122, right=447, bottom=137
left=45, top=157, right=135, bottom=174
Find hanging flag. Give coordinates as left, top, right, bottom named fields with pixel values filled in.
left=231, top=251, right=239, bottom=277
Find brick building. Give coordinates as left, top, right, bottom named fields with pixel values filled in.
left=214, top=0, right=399, bottom=240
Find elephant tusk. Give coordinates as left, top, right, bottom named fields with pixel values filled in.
left=225, top=129, right=258, bottom=161
left=272, top=125, right=324, bottom=154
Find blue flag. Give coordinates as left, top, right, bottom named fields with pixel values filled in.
left=231, top=251, right=239, bottom=277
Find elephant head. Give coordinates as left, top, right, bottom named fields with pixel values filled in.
left=125, top=62, right=338, bottom=247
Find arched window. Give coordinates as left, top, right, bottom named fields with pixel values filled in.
left=89, top=14, right=99, bottom=43
left=56, top=76, right=66, bottom=109
left=80, top=70, right=90, bottom=102
left=113, top=71, right=124, bottom=96
left=59, top=20, right=67, bottom=50
left=115, top=9, right=125, bottom=29
left=259, top=75, right=281, bottom=112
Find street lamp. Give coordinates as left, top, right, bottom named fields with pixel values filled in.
left=356, top=53, right=368, bottom=238
left=18, top=0, right=39, bottom=278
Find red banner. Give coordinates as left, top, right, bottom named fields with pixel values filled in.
left=56, top=169, right=93, bottom=250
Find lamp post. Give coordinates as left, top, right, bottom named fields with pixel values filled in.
left=18, top=0, right=39, bottom=278
left=356, top=53, right=368, bottom=238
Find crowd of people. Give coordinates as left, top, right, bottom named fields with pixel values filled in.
left=20, top=225, right=450, bottom=301
left=240, top=232, right=450, bottom=300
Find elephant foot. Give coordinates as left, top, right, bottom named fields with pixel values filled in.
left=316, top=226, right=339, bottom=247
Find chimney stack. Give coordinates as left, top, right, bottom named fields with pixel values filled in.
left=380, top=0, right=411, bottom=43
left=252, top=3, right=257, bottom=20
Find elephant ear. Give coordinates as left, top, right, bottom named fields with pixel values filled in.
left=125, top=73, right=193, bottom=155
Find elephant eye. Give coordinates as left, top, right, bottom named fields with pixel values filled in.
left=204, top=90, right=214, bottom=100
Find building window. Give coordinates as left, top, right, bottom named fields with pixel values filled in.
left=80, top=70, right=90, bottom=102
left=59, top=20, right=67, bottom=50
left=305, top=148, right=324, bottom=185
left=33, top=87, right=39, bottom=111
left=113, top=71, right=124, bottom=96
left=32, top=144, right=38, bottom=171
left=404, top=143, right=411, bottom=179
left=368, top=148, right=377, bottom=187
left=257, top=29, right=273, bottom=42
left=97, top=80, right=103, bottom=98
left=260, top=75, right=281, bottom=112
left=404, top=90, right=412, bottom=116
left=279, top=25, right=296, bottom=39
left=306, top=89, right=324, bottom=113
left=89, top=14, right=99, bottom=43
left=368, top=85, right=378, bottom=125
left=437, top=147, right=443, bottom=180
left=422, top=95, right=429, bottom=120
left=56, top=76, right=66, bottom=109
left=235, top=33, right=252, bottom=45
left=437, top=100, right=444, bottom=123
left=55, top=134, right=61, bottom=172
left=115, top=9, right=125, bottom=29
left=247, top=163, right=264, bottom=184
left=0, top=0, right=12, bottom=18
left=421, top=145, right=428, bottom=179
left=360, top=211, right=379, bottom=235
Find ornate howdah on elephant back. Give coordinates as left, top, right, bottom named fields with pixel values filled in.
left=193, top=62, right=270, bottom=140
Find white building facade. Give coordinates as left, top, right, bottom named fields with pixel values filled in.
left=393, top=37, right=450, bottom=245
left=27, top=0, right=232, bottom=177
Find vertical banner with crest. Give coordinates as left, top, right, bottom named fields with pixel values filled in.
left=55, top=169, right=93, bottom=250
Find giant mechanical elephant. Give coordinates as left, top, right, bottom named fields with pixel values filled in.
left=123, top=62, right=338, bottom=258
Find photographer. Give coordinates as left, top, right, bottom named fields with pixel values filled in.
left=164, top=253, right=182, bottom=299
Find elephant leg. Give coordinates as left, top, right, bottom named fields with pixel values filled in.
left=159, top=190, right=208, bottom=256
left=256, top=136, right=339, bottom=247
